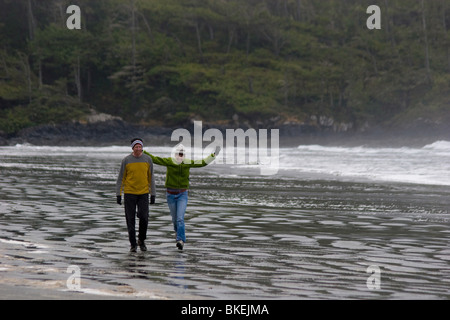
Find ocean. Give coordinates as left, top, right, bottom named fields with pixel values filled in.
left=0, top=141, right=449, bottom=299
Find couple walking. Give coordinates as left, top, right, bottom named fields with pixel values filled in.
left=115, top=138, right=220, bottom=252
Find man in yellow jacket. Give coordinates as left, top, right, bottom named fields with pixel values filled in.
left=116, top=138, right=156, bottom=252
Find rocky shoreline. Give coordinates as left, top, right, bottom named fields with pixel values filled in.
left=0, top=117, right=448, bottom=148
left=1, top=119, right=173, bottom=147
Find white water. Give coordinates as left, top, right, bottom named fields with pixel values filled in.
left=280, top=140, right=450, bottom=186
left=2, top=140, right=449, bottom=186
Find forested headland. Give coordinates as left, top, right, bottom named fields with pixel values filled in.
left=1, top=0, right=449, bottom=142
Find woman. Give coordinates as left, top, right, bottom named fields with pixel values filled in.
left=144, top=144, right=220, bottom=250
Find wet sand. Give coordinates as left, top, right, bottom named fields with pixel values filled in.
left=1, top=147, right=449, bottom=300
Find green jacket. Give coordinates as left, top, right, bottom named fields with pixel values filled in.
left=143, top=150, right=215, bottom=189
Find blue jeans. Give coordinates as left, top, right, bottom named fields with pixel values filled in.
left=166, top=191, right=188, bottom=242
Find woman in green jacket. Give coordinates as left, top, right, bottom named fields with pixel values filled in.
left=144, top=144, right=220, bottom=250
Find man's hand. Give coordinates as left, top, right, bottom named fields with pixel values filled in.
left=116, top=195, right=122, bottom=205
left=214, top=146, right=221, bottom=156
left=150, top=195, right=155, bottom=204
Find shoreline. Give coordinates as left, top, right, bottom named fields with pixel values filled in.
left=1, top=119, right=448, bottom=148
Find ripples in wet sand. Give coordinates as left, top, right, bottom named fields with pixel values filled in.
left=0, top=147, right=449, bottom=299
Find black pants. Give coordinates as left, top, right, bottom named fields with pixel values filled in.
left=124, top=193, right=149, bottom=246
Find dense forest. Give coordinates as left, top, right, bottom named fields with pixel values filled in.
left=1, top=0, right=449, bottom=136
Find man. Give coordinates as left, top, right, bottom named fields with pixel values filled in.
left=143, top=144, right=220, bottom=250
left=116, top=138, right=156, bottom=252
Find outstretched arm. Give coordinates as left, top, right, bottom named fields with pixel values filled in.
left=143, top=150, right=171, bottom=166
left=188, top=146, right=221, bottom=167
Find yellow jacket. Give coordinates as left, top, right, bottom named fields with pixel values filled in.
left=116, top=153, right=156, bottom=196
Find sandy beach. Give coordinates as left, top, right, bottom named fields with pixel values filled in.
left=1, top=144, right=449, bottom=300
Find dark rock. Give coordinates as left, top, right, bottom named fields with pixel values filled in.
left=5, top=115, right=449, bottom=147
left=11, top=119, right=173, bottom=146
